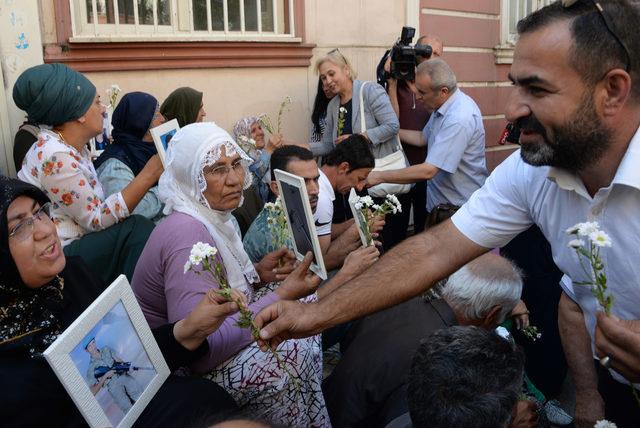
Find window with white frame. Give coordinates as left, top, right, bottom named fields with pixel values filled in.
left=501, top=0, right=554, bottom=45
left=70, top=0, right=297, bottom=42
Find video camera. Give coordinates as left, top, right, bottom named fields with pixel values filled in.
left=390, top=26, right=432, bottom=81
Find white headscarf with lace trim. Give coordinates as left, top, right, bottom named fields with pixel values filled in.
left=158, top=122, right=259, bottom=291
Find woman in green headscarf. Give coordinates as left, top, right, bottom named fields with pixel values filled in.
left=160, top=87, right=206, bottom=127
left=14, top=63, right=162, bottom=284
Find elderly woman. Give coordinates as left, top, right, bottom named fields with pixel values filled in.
left=160, top=86, right=206, bottom=127
left=14, top=64, right=162, bottom=283
left=131, top=123, right=330, bottom=426
left=231, top=116, right=283, bottom=234
left=94, top=92, right=166, bottom=222
left=0, top=177, right=241, bottom=427
left=232, top=116, right=283, bottom=203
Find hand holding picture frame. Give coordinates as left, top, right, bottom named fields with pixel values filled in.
left=150, top=119, right=180, bottom=167
left=44, top=275, right=169, bottom=428
left=274, top=169, right=327, bottom=280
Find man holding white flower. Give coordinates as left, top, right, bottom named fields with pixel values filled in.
left=256, top=2, right=640, bottom=426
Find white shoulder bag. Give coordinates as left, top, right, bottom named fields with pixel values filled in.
left=359, top=81, right=412, bottom=198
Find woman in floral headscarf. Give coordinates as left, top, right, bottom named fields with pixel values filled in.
left=132, top=122, right=330, bottom=427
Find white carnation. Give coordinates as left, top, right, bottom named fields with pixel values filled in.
left=360, top=196, right=374, bottom=207
left=188, top=242, right=217, bottom=267
left=589, top=230, right=612, bottom=248
left=594, top=420, right=617, bottom=428
left=577, top=221, right=599, bottom=237
left=568, top=239, right=584, bottom=249
left=183, top=261, right=191, bottom=274
left=565, top=223, right=581, bottom=235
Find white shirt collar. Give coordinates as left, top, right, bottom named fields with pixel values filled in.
left=547, top=124, right=640, bottom=195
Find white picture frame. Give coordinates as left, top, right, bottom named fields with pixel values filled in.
left=274, top=169, right=328, bottom=280
left=150, top=119, right=180, bottom=166
left=348, top=188, right=370, bottom=247
left=43, top=275, right=170, bottom=428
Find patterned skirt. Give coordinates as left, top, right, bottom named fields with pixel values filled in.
left=203, top=287, right=330, bottom=427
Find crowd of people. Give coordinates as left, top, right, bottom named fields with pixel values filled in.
left=1, top=1, right=640, bottom=427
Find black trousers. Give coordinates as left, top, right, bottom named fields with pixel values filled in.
left=597, top=363, right=640, bottom=428
left=373, top=192, right=413, bottom=251
left=500, top=225, right=566, bottom=398
left=401, top=181, right=427, bottom=235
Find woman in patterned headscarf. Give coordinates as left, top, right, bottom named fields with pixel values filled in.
left=13, top=64, right=161, bottom=283
left=132, top=122, right=330, bottom=427
left=0, top=176, right=239, bottom=426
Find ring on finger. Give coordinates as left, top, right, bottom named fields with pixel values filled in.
left=600, top=355, right=612, bottom=368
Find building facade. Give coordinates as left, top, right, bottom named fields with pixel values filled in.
left=0, top=0, right=548, bottom=176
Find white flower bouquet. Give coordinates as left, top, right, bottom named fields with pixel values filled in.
left=105, top=84, right=121, bottom=108
left=236, top=135, right=257, bottom=157
left=264, top=198, right=290, bottom=250
left=566, top=221, right=613, bottom=314
left=352, top=194, right=402, bottom=246
left=259, top=96, right=292, bottom=135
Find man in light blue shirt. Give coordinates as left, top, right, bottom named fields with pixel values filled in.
left=366, top=58, right=488, bottom=217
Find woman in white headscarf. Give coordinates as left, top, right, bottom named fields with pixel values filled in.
left=131, top=122, right=330, bottom=427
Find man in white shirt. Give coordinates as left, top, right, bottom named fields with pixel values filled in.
left=255, top=2, right=640, bottom=426
left=315, top=134, right=381, bottom=270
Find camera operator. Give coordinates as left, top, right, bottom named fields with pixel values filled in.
left=367, top=58, right=488, bottom=227
left=383, top=34, right=443, bottom=237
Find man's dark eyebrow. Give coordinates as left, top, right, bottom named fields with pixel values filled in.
left=508, top=73, right=548, bottom=87
left=7, top=200, right=38, bottom=223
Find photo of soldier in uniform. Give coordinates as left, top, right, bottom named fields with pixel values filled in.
left=70, top=302, right=156, bottom=427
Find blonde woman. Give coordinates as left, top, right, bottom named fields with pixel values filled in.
left=312, top=49, right=410, bottom=249
left=311, top=49, right=399, bottom=159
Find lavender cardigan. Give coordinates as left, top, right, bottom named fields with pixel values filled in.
left=132, top=212, right=279, bottom=373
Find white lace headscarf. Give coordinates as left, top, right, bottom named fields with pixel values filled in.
left=158, top=122, right=259, bottom=291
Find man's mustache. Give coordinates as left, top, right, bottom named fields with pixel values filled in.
left=515, top=114, right=547, bottom=137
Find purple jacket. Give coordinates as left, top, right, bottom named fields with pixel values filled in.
left=132, top=212, right=279, bottom=373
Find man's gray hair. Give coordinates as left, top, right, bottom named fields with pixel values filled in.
left=417, top=58, right=457, bottom=91
left=441, top=253, right=522, bottom=323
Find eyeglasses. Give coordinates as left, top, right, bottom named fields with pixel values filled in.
left=8, top=202, right=54, bottom=242
left=206, top=159, right=244, bottom=179
left=561, top=0, right=631, bottom=72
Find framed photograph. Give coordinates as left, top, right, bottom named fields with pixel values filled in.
left=44, top=275, right=170, bottom=428
left=348, top=188, right=370, bottom=247
left=150, top=119, right=180, bottom=166
left=274, top=169, right=328, bottom=280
